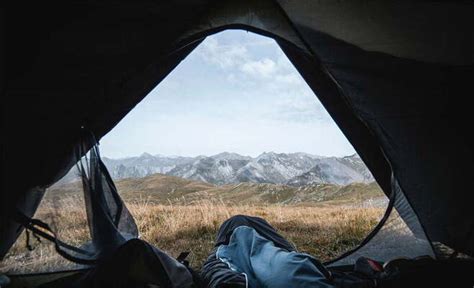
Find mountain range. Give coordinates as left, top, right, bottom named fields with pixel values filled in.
left=49, top=152, right=383, bottom=206
left=86, top=152, right=374, bottom=186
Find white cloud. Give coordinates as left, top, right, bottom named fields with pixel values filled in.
left=196, top=37, right=249, bottom=69
left=197, top=35, right=299, bottom=84
left=195, top=34, right=328, bottom=123
left=240, top=58, right=277, bottom=78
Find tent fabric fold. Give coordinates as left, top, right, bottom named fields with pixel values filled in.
left=75, top=132, right=138, bottom=258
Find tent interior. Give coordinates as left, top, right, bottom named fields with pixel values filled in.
left=1, top=1, right=474, bottom=287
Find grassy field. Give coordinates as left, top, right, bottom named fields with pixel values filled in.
left=45, top=173, right=384, bottom=206
left=1, top=196, right=384, bottom=274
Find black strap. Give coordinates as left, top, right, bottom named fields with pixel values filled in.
left=177, top=251, right=190, bottom=267
left=15, top=210, right=98, bottom=265
left=25, top=229, right=41, bottom=251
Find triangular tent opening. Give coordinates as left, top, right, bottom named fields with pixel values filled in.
left=1, top=30, right=396, bottom=274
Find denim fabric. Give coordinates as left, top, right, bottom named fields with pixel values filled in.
left=217, top=226, right=334, bottom=288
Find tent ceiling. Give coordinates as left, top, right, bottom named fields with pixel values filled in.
left=278, top=1, right=474, bottom=65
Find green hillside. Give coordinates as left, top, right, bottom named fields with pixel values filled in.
left=46, top=173, right=385, bottom=206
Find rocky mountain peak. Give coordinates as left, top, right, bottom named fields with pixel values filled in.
left=59, top=152, right=374, bottom=187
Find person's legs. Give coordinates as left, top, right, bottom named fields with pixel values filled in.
left=201, top=215, right=333, bottom=288
left=215, top=215, right=295, bottom=251
left=217, top=226, right=333, bottom=288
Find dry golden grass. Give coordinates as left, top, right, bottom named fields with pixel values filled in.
left=1, top=198, right=384, bottom=274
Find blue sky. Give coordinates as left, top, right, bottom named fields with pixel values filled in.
left=100, top=30, right=356, bottom=158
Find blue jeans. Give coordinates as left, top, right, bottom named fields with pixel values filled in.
left=216, top=226, right=334, bottom=288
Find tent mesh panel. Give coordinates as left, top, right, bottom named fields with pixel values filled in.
left=0, top=137, right=138, bottom=274
left=329, top=178, right=434, bottom=266
left=76, top=140, right=138, bottom=255
left=0, top=169, right=91, bottom=273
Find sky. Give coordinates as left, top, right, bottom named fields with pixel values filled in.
left=100, top=30, right=356, bottom=159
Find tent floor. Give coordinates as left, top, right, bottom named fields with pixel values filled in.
left=4, top=258, right=474, bottom=288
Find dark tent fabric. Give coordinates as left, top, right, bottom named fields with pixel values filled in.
left=73, top=239, right=194, bottom=288
left=286, top=26, right=474, bottom=256
left=1, top=0, right=473, bottom=267
left=74, top=133, right=138, bottom=259
left=328, top=176, right=435, bottom=266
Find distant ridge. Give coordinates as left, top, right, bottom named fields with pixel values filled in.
left=59, top=152, right=374, bottom=186
left=47, top=173, right=384, bottom=206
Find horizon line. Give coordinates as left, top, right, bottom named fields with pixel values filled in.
left=100, top=151, right=359, bottom=160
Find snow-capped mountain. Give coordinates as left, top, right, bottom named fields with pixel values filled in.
left=106, top=152, right=374, bottom=186
left=166, top=152, right=252, bottom=185
left=60, top=152, right=374, bottom=186
left=102, top=152, right=194, bottom=179
left=285, top=156, right=371, bottom=186
left=234, top=152, right=323, bottom=184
